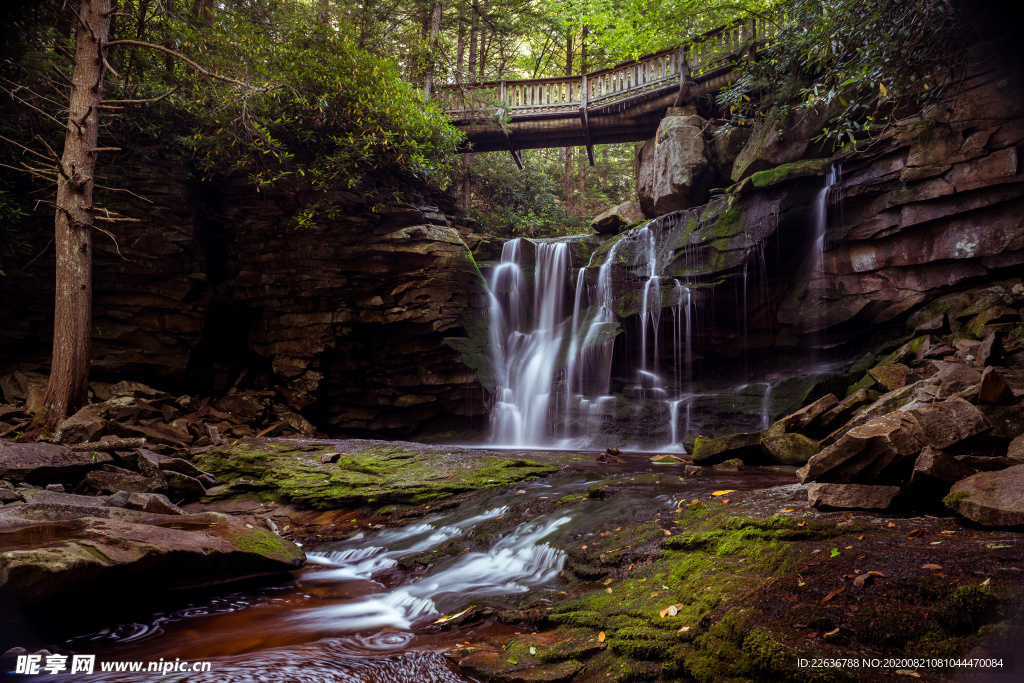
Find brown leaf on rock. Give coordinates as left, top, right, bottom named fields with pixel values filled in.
left=922, top=564, right=943, bottom=570
left=907, top=528, right=925, bottom=538
left=783, top=594, right=799, bottom=603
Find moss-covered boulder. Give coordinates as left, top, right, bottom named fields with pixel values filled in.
left=761, top=432, right=820, bottom=466
left=197, top=438, right=565, bottom=509
left=691, top=431, right=763, bottom=465
left=945, top=465, right=1024, bottom=527
left=0, top=503, right=304, bottom=605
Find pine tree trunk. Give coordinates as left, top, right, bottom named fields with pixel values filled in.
left=44, top=0, right=112, bottom=429
left=423, top=1, right=442, bottom=96
left=563, top=29, right=574, bottom=211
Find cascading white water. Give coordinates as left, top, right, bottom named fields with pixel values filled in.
left=637, top=226, right=661, bottom=377
left=489, top=240, right=569, bottom=446
left=301, top=507, right=569, bottom=631
left=809, top=164, right=840, bottom=365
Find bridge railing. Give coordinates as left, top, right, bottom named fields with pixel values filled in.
left=437, top=15, right=777, bottom=118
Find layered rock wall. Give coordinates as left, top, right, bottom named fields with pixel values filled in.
left=0, top=169, right=490, bottom=438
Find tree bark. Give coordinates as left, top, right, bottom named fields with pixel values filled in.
left=563, top=28, right=573, bottom=211
left=423, top=1, right=442, bottom=96
left=43, top=0, right=112, bottom=429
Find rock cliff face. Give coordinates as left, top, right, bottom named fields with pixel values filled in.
left=0, top=170, right=490, bottom=439
left=618, top=50, right=1024, bottom=355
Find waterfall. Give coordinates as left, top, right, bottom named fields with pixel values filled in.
left=808, top=164, right=840, bottom=366
left=489, top=240, right=568, bottom=446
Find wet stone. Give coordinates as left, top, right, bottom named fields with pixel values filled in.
left=807, top=483, right=901, bottom=510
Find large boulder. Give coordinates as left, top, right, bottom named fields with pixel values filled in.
left=906, top=398, right=990, bottom=449
left=945, top=465, right=1024, bottom=527
left=807, top=483, right=901, bottom=510
left=797, top=412, right=927, bottom=484
left=691, top=431, right=763, bottom=465
left=0, top=503, right=304, bottom=604
left=0, top=442, right=112, bottom=485
left=591, top=200, right=646, bottom=235
left=637, top=113, right=714, bottom=215
left=52, top=404, right=109, bottom=444
left=730, top=103, right=837, bottom=182
left=761, top=432, right=820, bottom=466
left=907, top=447, right=976, bottom=498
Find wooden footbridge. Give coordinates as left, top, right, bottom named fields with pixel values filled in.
left=435, top=17, right=776, bottom=167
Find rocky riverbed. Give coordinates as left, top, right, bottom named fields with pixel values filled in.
left=1, top=430, right=1022, bottom=682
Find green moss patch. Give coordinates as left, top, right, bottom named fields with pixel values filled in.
left=198, top=439, right=567, bottom=509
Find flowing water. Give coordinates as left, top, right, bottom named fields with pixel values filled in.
left=39, top=460, right=794, bottom=682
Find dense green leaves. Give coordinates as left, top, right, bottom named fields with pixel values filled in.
left=717, top=0, right=966, bottom=148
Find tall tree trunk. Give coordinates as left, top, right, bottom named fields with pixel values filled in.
left=467, top=10, right=478, bottom=83
left=462, top=153, right=472, bottom=207
left=456, top=7, right=466, bottom=82
left=563, top=28, right=574, bottom=210
left=577, top=25, right=587, bottom=210
left=44, top=0, right=112, bottom=429
left=358, top=0, right=374, bottom=49
left=194, top=0, right=214, bottom=26
left=423, top=1, right=442, bottom=96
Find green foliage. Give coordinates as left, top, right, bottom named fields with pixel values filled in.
left=718, top=0, right=966, bottom=148
left=466, top=152, right=584, bottom=237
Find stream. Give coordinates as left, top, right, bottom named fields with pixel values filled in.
left=39, top=457, right=795, bottom=682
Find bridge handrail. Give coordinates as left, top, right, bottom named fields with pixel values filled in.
left=436, top=15, right=777, bottom=117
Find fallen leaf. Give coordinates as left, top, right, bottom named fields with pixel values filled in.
left=821, top=586, right=846, bottom=603
left=867, top=571, right=886, bottom=578
left=857, top=535, right=865, bottom=540
left=691, top=499, right=700, bottom=505
left=797, top=521, right=805, bottom=527
left=581, top=545, right=588, bottom=550
left=930, top=541, right=942, bottom=545
left=781, top=509, right=795, bottom=513
left=907, top=528, right=925, bottom=538
left=830, top=548, right=840, bottom=557
left=660, top=607, right=670, bottom=618
left=844, top=545, right=853, bottom=550
left=668, top=605, right=678, bottom=616
left=823, top=627, right=840, bottom=639
left=712, top=490, right=736, bottom=496
left=433, top=605, right=476, bottom=624
left=529, top=646, right=537, bottom=655
left=721, top=499, right=730, bottom=504
left=981, top=578, right=991, bottom=586
left=941, top=530, right=955, bottom=535
left=606, top=587, right=613, bottom=594
left=922, top=564, right=943, bottom=570
left=895, top=670, right=921, bottom=678
left=844, top=512, right=853, bottom=518
left=508, top=656, right=518, bottom=665
left=662, top=529, right=672, bottom=536
left=783, top=594, right=799, bottom=603
left=853, top=574, right=872, bottom=588
left=888, top=522, right=896, bottom=528
left=598, top=632, right=606, bottom=643
left=677, top=625, right=690, bottom=634
left=604, top=579, right=614, bottom=585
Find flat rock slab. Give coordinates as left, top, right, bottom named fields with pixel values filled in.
left=798, top=412, right=926, bottom=484
left=946, top=464, right=1024, bottom=527
left=196, top=438, right=573, bottom=509
left=807, top=483, right=901, bottom=510
left=0, top=442, right=113, bottom=484
left=0, top=502, right=304, bottom=604
left=908, top=398, right=990, bottom=449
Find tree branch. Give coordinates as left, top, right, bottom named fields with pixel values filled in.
left=103, top=40, right=254, bottom=88
left=104, top=83, right=179, bottom=105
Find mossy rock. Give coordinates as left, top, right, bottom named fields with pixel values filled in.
left=197, top=439, right=563, bottom=509
left=691, top=431, right=763, bottom=465
left=761, top=432, right=820, bottom=466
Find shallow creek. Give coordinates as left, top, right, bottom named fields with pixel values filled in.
left=50, top=457, right=794, bottom=682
